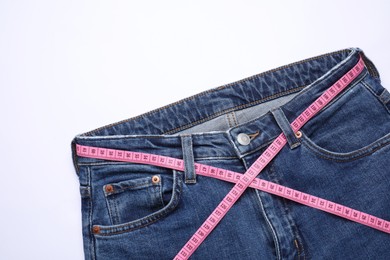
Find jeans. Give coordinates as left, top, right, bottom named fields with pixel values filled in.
left=71, top=48, right=390, bottom=259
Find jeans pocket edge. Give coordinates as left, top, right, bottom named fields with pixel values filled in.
left=94, top=170, right=183, bottom=237
left=301, top=131, right=390, bottom=162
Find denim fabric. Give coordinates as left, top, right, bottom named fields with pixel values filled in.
left=72, top=48, right=390, bottom=259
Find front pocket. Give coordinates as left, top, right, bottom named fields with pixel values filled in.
left=104, top=175, right=165, bottom=225
left=94, top=169, right=183, bottom=236
left=299, top=80, right=390, bottom=158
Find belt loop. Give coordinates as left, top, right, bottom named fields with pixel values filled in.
left=180, top=134, right=197, bottom=184
left=271, top=107, right=301, bottom=149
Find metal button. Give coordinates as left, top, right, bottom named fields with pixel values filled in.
left=92, top=225, right=100, bottom=234
left=152, top=175, right=160, bottom=184
left=295, top=131, right=302, bottom=138
left=237, top=133, right=251, bottom=146
left=105, top=184, right=114, bottom=193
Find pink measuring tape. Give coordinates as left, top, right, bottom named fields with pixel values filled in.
left=76, top=56, right=389, bottom=259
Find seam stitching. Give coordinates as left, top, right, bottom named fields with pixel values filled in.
left=96, top=171, right=183, bottom=236
left=301, top=135, right=390, bottom=162
left=87, top=167, right=96, bottom=260
left=164, top=86, right=305, bottom=134
left=82, top=49, right=349, bottom=137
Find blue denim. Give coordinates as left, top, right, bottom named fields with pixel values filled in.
left=72, top=48, right=390, bottom=259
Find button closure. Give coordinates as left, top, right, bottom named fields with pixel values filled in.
left=237, top=133, right=251, bottom=146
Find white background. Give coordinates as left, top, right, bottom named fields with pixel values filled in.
left=1, top=1, right=389, bottom=259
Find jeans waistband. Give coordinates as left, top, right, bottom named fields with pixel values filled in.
left=72, top=48, right=375, bottom=167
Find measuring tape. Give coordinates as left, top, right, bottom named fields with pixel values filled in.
left=76, top=56, right=389, bottom=259
left=76, top=142, right=390, bottom=238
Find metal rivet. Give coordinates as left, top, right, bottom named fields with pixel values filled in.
left=295, top=131, right=302, bottom=138
left=105, top=184, right=114, bottom=193
left=152, top=175, right=160, bottom=184
left=92, top=225, right=100, bottom=234
left=237, top=133, right=251, bottom=146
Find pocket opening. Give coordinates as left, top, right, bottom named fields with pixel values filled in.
left=301, top=131, right=390, bottom=161
left=95, top=170, right=183, bottom=236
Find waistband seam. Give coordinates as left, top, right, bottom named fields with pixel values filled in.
left=166, top=47, right=356, bottom=135
left=286, top=49, right=356, bottom=99
left=79, top=48, right=355, bottom=137
left=75, top=131, right=230, bottom=141
left=164, top=86, right=306, bottom=135
left=221, top=49, right=349, bottom=89
left=226, top=51, right=359, bottom=135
